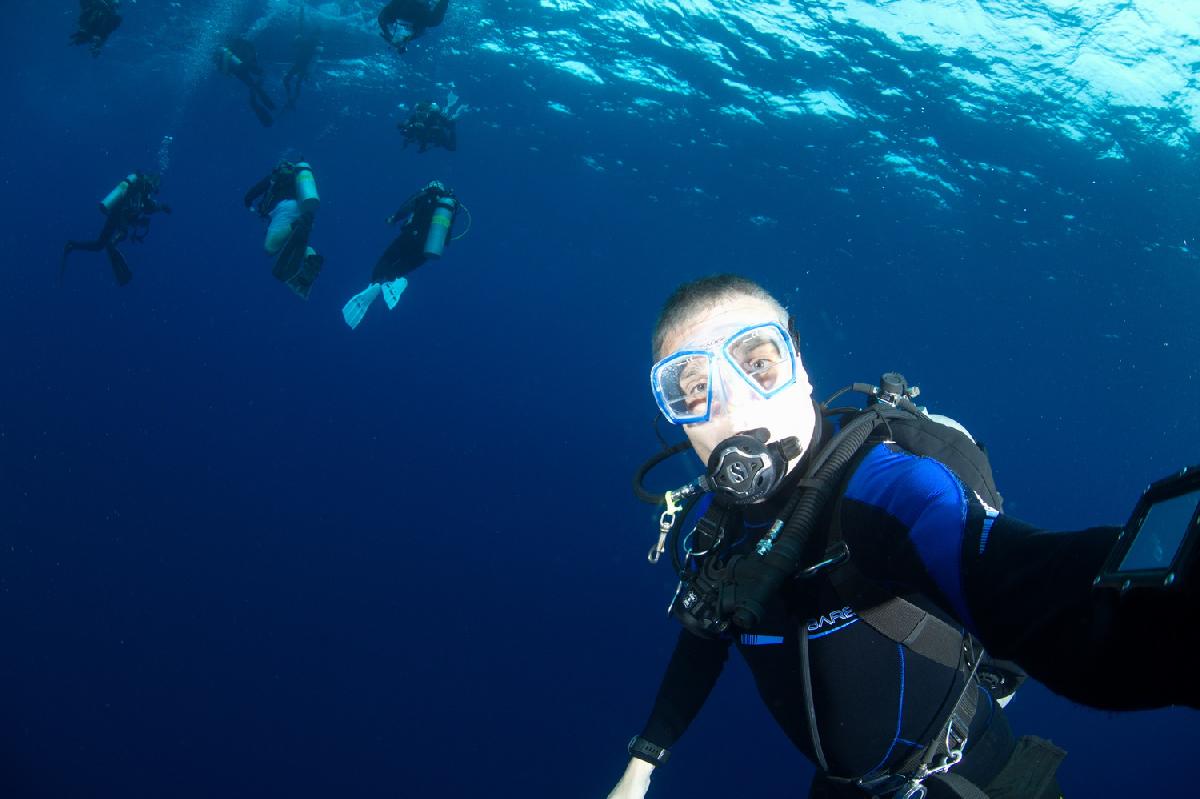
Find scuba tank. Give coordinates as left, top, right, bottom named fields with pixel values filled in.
left=423, top=194, right=457, bottom=258
left=294, top=162, right=320, bottom=214
left=100, top=174, right=138, bottom=215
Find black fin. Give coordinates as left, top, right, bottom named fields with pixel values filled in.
left=108, top=247, right=133, bottom=286
left=272, top=213, right=314, bottom=280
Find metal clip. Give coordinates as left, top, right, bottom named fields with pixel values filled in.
left=649, top=486, right=690, bottom=564
left=647, top=529, right=668, bottom=564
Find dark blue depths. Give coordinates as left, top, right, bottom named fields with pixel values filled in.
left=1, top=1, right=1198, bottom=796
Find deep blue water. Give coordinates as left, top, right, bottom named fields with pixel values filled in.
left=2, top=1, right=1198, bottom=796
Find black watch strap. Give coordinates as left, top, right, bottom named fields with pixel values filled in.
left=628, top=735, right=671, bottom=766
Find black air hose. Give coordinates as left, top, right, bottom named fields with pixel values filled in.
left=731, top=409, right=887, bottom=629
left=633, top=440, right=693, bottom=505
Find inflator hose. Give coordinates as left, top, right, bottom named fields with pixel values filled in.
left=730, top=408, right=889, bottom=629
left=633, top=440, right=694, bottom=505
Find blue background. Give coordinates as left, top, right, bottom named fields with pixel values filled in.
left=1, top=1, right=1197, bottom=796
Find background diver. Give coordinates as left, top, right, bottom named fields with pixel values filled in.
left=377, top=0, right=450, bottom=54
left=607, top=274, right=1200, bottom=799
left=283, top=6, right=322, bottom=111
left=243, top=160, right=325, bottom=300
left=398, top=93, right=465, bottom=152
left=62, top=171, right=170, bottom=287
left=69, top=0, right=122, bottom=57
left=342, top=180, right=461, bottom=329
left=214, top=38, right=276, bottom=127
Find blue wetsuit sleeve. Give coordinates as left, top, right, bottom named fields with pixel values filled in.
left=841, top=444, right=979, bottom=631
left=843, top=444, right=1200, bottom=709
left=639, top=628, right=731, bottom=749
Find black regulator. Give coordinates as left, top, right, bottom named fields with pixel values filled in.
left=634, top=376, right=926, bottom=635
left=706, top=428, right=803, bottom=506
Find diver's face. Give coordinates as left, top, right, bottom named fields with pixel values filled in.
left=657, top=296, right=816, bottom=465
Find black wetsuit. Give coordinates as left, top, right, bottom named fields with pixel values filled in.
left=378, top=0, right=450, bottom=47
left=217, top=40, right=276, bottom=127
left=640, top=440, right=1200, bottom=796
left=243, top=167, right=297, bottom=217
left=70, top=0, right=122, bottom=56
left=64, top=177, right=168, bottom=286
left=399, top=105, right=457, bottom=152
left=284, top=34, right=320, bottom=109
left=243, top=165, right=321, bottom=295
left=371, top=187, right=453, bottom=283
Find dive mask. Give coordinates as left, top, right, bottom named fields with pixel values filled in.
left=650, top=321, right=798, bottom=425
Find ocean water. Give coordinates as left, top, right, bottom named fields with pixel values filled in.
left=2, top=1, right=1198, bottom=796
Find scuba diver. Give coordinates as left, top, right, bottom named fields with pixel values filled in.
left=397, top=94, right=464, bottom=152
left=214, top=38, right=276, bottom=127
left=243, top=160, right=325, bottom=300
left=69, top=0, right=122, bottom=57
left=62, top=172, right=171, bottom=287
left=377, top=0, right=450, bottom=54
left=283, top=7, right=322, bottom=110
left=342, top=180, right=461, bottom=329
left=608, top=274, right=1200, bottom=799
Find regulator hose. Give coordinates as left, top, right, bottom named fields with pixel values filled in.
left=730, top=407, right=891, bottom=629
left=633, top=440, right=694, bottom=505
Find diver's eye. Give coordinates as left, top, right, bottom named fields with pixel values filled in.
left=681, top=379, right=709, bottom=405
left=743, top=359, right=781, bottom=390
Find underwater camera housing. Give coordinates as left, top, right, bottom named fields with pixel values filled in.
left=1096, top=464, right=1200, bottom=592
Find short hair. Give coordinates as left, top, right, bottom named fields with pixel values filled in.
left=652, top=274, right=788, bottom=360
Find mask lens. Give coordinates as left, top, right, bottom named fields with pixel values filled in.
left=724, top=324, right=795, bottom=397
left=652, top=352, right=713, bottom=423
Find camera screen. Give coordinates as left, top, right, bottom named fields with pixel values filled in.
left=1118, top=492, right=1200, bottom=573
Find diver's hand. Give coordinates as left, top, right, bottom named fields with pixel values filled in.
left=606, top=758, right=653, bottom=799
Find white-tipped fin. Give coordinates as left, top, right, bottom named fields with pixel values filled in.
left=382, top=277, right=408, bottom=310
left=342, top=283, right=382, bottom=330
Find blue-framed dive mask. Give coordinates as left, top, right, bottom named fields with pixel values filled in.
left=650, top=322, right=798, bottom=425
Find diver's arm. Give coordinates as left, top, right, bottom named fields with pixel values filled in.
left=386, top=193, right=421, bottom=224
left=844, top=444, right=1200, bottom=710
left=243, top=176, right=271, bottom=209
left=962, top=511, right=1200, bottom=710
left=638, top=628, right=730, bottom=751
left=605, top=629, right=729, bottom=798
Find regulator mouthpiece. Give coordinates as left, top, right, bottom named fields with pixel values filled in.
left=705, top=428, right=802, bottom=505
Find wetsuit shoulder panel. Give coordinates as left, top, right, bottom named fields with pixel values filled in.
left=842, top=443, right=975, bottom=630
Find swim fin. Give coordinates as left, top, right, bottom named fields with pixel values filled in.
left=250, top=95, right=274, bottom=127
left=273, top=213, right=314, bottom=281
left=342, top=283, right=382, bottom=330
left=382, top=277, right=408, bottom=309
left=285, top=249, right=324, bottom=300
left=107, top=246, right=133, bottom=286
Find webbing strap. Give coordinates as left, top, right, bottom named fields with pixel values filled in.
left=981, top=736, right=1066, bottom=799
left=894, top=644, right=981, bottom=784
left=932, top=772, right=991, bottom=799
left=856, top=598, right=965, bottom=670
